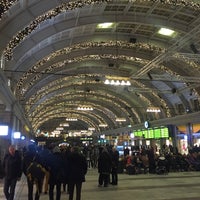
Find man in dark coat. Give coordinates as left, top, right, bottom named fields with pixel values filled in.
left=111, top=147, right=119, bottom=185
left=47, top=146, right=65, bottom=200
left=97, top=146, right=112, bottom=187
left=3, top=145, right=22, bottom=200
left=67, top=146, right=87, bottom=200
left=23, top=144, right=45, bottom=200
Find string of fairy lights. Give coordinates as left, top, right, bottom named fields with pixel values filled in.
left=0, top=0, right=200, bottom=61
left=0, top=0, right=199, bottom=130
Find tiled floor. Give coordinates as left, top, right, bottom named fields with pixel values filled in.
left=1, top=169, right=200, bottom=200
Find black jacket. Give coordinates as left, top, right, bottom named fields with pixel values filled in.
left=47, top=152, right=65, bottom=184
left=98, top=150, right=112, bottom=174
left=22, top=150, right=42, bottom=176
left=67, top=151, right=87, bottom=183
left=3, top=150, right=22, bottom=179
left=111, top=150, right=119, bottom=168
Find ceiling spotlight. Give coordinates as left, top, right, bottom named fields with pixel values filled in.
left=66, top=118, right=78, bottom=121
left=116, top=118, right=126, bottom=122
left=146, top=107, right=161, bottom=113
left=56, top=127, right=64, bottom=131
left=99, top=124, right=108, bottom=127
left=97, top=22, right=114, bottom=29
left=158, top=27, right=175, bottom=36
left=60, top=123, right=69, bottom=127
left=77, top=106, right=93, bottom=111
left=104, top=79, right=131, bottom=86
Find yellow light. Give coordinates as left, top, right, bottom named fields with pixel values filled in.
left=99, top=124, right=108, bottom=127
left=24, top=125, right=30, bottom=132
left=60, top=123, right=69, bottom=127
left=116, top=118, right=126, bottom=122
left=146, top=107, right=161, bottom=113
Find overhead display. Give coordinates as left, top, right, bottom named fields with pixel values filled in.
left=133, top=126, right=169, bottom=139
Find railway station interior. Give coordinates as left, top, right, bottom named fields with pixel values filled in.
left=1, top=0, right=200, bottom=199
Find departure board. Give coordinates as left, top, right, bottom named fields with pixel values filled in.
left=133, top=127, right=169, bottom=139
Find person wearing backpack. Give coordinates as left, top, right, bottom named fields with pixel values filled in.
left=23, top=144, right=45, bottom=200
left=2, top=145, right=22, bottom=200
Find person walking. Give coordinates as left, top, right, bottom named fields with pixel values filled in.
left=111, top=147, right=119, bottom=185
left=47, top=146, right=65, bottom=200
left=67, top=146, right=87, bottom=200
left=97, top=146, right=112, bottom=187
left=23, top=144, right=45, bottom=200
left=37, top=145, right=51, bottom=194
left=63, top=146, right=71, bottom=194
left=2, top=145, right=22, bottom=200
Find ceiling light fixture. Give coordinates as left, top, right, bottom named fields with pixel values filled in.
left=52, top=130, right=61, bottom=135
left=158, top=27, right=175, bottom=36
left=146, top=107, right=161, bottom=113
left=116, top=118, right=126, bottom=122
left=99, top=124, right=108, bottom=127
left=66, top=118, right=78, bottom=121
left=77, top=106, right=93, bottom=111
left=97, top=22, right=114, bottom=29
left=104, top=79, right=131, bottom=86
left=56, top=127, right=64, bottom=131
left=60, top=123, right=69, bottom=127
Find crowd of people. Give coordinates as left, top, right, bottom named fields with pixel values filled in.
left=121, top=145, right=200, bottom=175
left=1, top=144, right=88, bottom=200
left=1, top=143, right=200, bottom=200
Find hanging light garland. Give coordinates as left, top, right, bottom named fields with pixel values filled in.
left=1, top=0, right=200, bottom=60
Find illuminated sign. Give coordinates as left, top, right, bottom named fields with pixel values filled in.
left=133, top=127, right=169, bottom=139
left=0, top=125, right=9, bottom=136
left=13, top=132, right=21, bottom=139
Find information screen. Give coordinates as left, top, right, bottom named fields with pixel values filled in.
left=154, top=128, right=161, bottom=138
left=134, top=130, right=143, bottom=137
left=148, top=129, right=154, bottom=138
left=133, top=127, right=169, bottom=139
left=160, top=127, right=169, bottom=138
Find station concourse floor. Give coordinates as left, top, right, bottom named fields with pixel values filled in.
left=1, top=168, right=200, bottom=200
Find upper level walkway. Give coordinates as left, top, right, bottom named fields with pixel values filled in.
left=1, top=169, right=200, bottom=200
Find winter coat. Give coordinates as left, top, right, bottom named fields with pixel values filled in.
left=22, top=151, right=43, bottom=176
left=111, top=150, right=119, bottom=168
left=3, top=150, right=22, bottom=179
left=47, top=152, right=65, bottom=184
left=67, top=151, right=87, bottom=183
left=98, top=151, right=112, bottom=174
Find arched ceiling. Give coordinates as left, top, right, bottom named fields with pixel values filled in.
left=0, top=0, right=200, bottom=135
